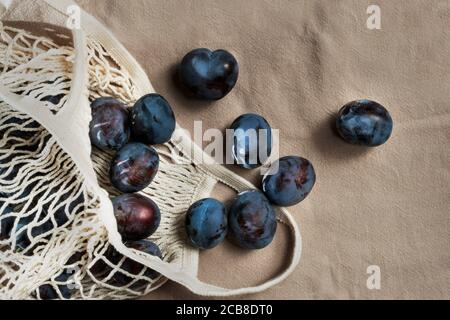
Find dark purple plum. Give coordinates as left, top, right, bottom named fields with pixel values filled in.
left=230, top=113, right=272, bottom=169
left=38, top=252, right=85, bottom=300
left=37, top=284, right=58, bottom=300
left=1, top=153, right=85, bottom=251
left=131, top=94, right=176, bottom=145
left=41, top=93, right=64, bottom=106
left=88, top=245, right=115, bottom=277
left=37, top=272, right=72, bottom=300
left=0, top=117, right=41, bottom=141
left=1, top=161, right=33, bottom=245
left=12, top=214, right=58, bottom=252
left=4, top=191, right=85, bottom=252
left=262, top=156, right=316, bottom=207
left=185, top=198, right=227, bottom=250
left=110, top=142, right=159, bottom=193
left=336, top=99, right=393, bottom=147
left=112, top=240, right=163, bottom=287
left=0, top=202, right=14, bottom=240
left=0, top=155, right=21, bottom=183
left=34, top=252, right=84, bottom=300
left=0, top=159, right=39, bottom=209
left=179, top=48, right=239, bottom=100
left=12, top=215, right=38, bottom=251
left=228, top=190, right=277, bottom=250
left=35, top=252, right=84, bottom=300
left=5, top=217, right=63, bottom=253
left=112, top=193, right=161, bottom=241
left=33, top=189, right=85, bottom=230
left=89, top=97, right=130, bottom=151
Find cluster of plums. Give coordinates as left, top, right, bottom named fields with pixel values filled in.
left=88, top=94, right=177, bottom=286
left=90, top=48, right=394, bottom=255
left=180, top=49, right=316, bottom=250
left=185, top=191, right=278, bottom=250
left=180, top=49, right=393, bottom=251
left=29, top=94, right=175, bottom=299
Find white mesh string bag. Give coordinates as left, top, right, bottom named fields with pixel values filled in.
left=0, top=0, right=302, bottom=299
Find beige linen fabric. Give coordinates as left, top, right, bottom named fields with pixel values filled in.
left=19, top=0, right=450, bottom=299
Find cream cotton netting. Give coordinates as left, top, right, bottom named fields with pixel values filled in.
left=0, top=0, right=301, bottom=299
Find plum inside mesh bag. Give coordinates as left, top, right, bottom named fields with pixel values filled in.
left=0, top=105, right=89, bottom=299
left=0, top=106, right=85, bottom=252
left=0, top=90, right=162, bottom=299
